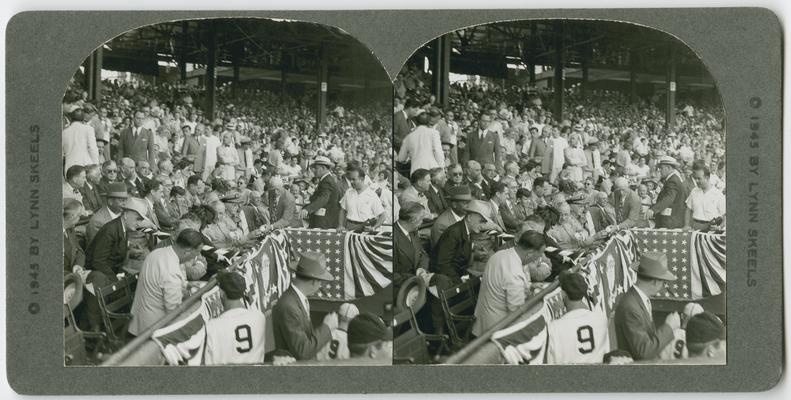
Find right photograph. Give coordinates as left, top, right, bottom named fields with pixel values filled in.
left=392, top=20, right=726, bottom=366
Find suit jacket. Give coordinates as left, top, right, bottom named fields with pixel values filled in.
left=125, top=176, right=146, bottom=198
left=466, top=177, right=489, bottom=201
left=86, top=206, right=117, bottom=244
left=425, top=185, right=447, bottom=216
left=650, top=172, right=688, bottom=229
left=465, top=130, right=503, bottom=170
left=272, top=286, right=332, bottom=360
left=499, top=201, right=522, bottom=233
left=304, top=174, right=341, bottom=229
left=430, top=208, right=464, bottom=249
left=393, top=110, right=411, bottom=150
left=118, top=126, right=156, bottom=168
left=241, top=205, right=267, bottom=231
left=79, top=182, right=104, bottom=213
left=614, top=287, right=674, bottom=360
left=589, top=204, right=617, bottom=233
left=266, top=190, right=300, bottom=229
left=611, top=189, right=648, bottom=229
left=85, top=216, right=128, bottom=282
left=430, top=219, right=472, bottom=284
left=64, top=228, right=85, bottom=275
left=152, top=198, right=178, bottom=231
left=394, top=222, right=429, bottom=292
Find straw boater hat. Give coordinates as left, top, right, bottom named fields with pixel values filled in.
left=656, top=155, right=680, bottom=169
left=631, top=252, right=677, bottom=281
left=290, top=252, right=334, bottom=281
left=310, top=155, right=335, bottom=168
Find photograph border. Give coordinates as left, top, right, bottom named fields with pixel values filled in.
left=5, top=8, right=783, bottom=394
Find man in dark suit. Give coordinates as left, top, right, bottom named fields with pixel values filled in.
left=83, top=197, right=155, bottom=331
left=430, top=185, right=472, bottom=248
left=426, top=167, right=448, bottom=216
left=393, top=202, right=431, bottom=292
left=120, top=157, right=146, bottom=197
left=117, top=111, right=157, bottom=171
left=301, top=156, right=341, bottom=229
left=87, top=183, right=129, bottom=244
left=464, top=113, right=503, bottom=172
left=394, top=98, right=419, bottom=151
left=611, top=177, right=648, bottom=229
left=262, top=177, right=299, bottom=229
left=464, top=160, right=489, bottom=201
left=272, top=252, right=338, bottom=360
left=648, top=156, right=689, bottom=229
left=98, top=160, right=120, bottom=196
left=80, top=164, right=104, bottom=213
left=614, top=252, right=681, bottom=361
left=431, top=200, right=494, bottom=284
left=589, top=191, right=618, bottom=233
left=63, top=199, right=86, bottom=276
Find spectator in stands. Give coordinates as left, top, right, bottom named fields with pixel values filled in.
left=262, top=176, right=299, bottom=231
left=425, top=168, right=448, bottom=217
left=129, top=229, right=205, bottom=336
left=118, top=111, right=157, bottom=172
left=611, top=177, right=648, bottom=230
left=338, top=166, right=386, bottom=231
left=63, top=108, right=100, bottom=171
left=398, top=168, right=431, bottom=213
left=63, top=165, right=87, bottom=204
left=80, top=164, right=104, bottom=213
left=430, top=185, right=472, bottom=249
left=397, top=111, right=445, bottom=175
left=63, top=199, right=86, bottom=277
left=464, top=160, right=488, bottom=201
left=394, top=202, right=432, bottom=292
left=464, top=113, right=503, bottom=173
left=473, top=230, right=546, bottom=336
left=684, top=165, right=726, bottom=231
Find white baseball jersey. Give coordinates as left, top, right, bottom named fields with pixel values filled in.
left=659, top=328, right=688, bottom=360
left=204, top=308, right=267, bottom=365
left=546, top=308, right=610, bottom=364
left=315, top=329, right=350, bottom=361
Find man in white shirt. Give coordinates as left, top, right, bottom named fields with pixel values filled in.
left=338, top=166, right=386, bottom=231
left=546, top=272, right=610, bottom=364
left=128, top=229, right=204, bottom=336
left=684, top=166, right=726, bottom=231
left=204, top=271, right=267, bottom=365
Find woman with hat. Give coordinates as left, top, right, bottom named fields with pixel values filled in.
left=614, top=252, right=682, bottom=361
left=272, top=252, right=339, bottom=361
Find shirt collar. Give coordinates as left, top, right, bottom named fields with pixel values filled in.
left=396, top=221, right=411, bottom=238
left=292, top=285, right=310, bottom=314
left=450, top=209, right=464, bottom=221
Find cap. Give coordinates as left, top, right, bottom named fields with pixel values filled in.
left=559, top=272, right=589, bottom=301
left=216, top=271, right=246, bottom=300
left=686, top=311, right=726, bottom=345
left=348, top=312, right=393, bottom=345
left=310, top=155, right=335, bottom=168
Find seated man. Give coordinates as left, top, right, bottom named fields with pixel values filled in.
left=128, top=229, right=205, bottom=336
left=472, top=231, right=546, bottom=336
left=204, top=271, right=267, bottom=365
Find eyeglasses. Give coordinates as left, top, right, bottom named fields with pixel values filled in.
left=451, top=172, right=463, bottom=176
left=106, top=169, right=118, bottom=173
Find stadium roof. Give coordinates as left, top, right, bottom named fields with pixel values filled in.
left=412, top=20, right=714, bottom=83
left=99, top=18, right=389, bottom=87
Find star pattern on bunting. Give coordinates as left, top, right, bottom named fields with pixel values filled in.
left=288, top=229, right=346, bottom=300
left=633, top=229, right=692, bottom=299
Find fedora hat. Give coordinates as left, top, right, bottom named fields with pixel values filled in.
left=310, top=155, right=334, bottom=168
left=464, top=200, right=495, bottom=226
left=656, top=155, right=679, bottom=169
left=447, top=185, right=473, bottom=202
left=104, top=182, right=128, bottom=198
left=291, top=252, right=334, bottom=282
left=632, top=251, right=677, bottom=281
left=394, top=276, right=427, bottom=315
left=121, top=197, right=153, bottom=222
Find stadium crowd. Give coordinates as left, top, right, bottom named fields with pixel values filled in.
left=393, top=66, right=726, bottom=364
left=62, top=77, right=393, bottom=365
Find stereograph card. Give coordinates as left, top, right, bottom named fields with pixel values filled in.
left=3, top=8, right=783, bottom=394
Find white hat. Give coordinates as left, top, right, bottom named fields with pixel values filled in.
left=683, top=302, right=705, bottom=318
left=338, top=303, right=360, bottom=330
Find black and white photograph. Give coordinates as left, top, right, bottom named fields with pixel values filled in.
left=61, top=17, right=394, bottom=366
left=393, top=19, right=727, bottom=365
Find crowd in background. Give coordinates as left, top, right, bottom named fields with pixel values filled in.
left=62, top=77, right=393, bottom=364
left=393, top=62, right=726, bottom=363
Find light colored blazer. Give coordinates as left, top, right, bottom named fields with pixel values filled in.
left=472, top=247, right=530, bottom=336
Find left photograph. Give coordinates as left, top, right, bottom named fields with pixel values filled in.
left=62, top=18, right=394, bottom=366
